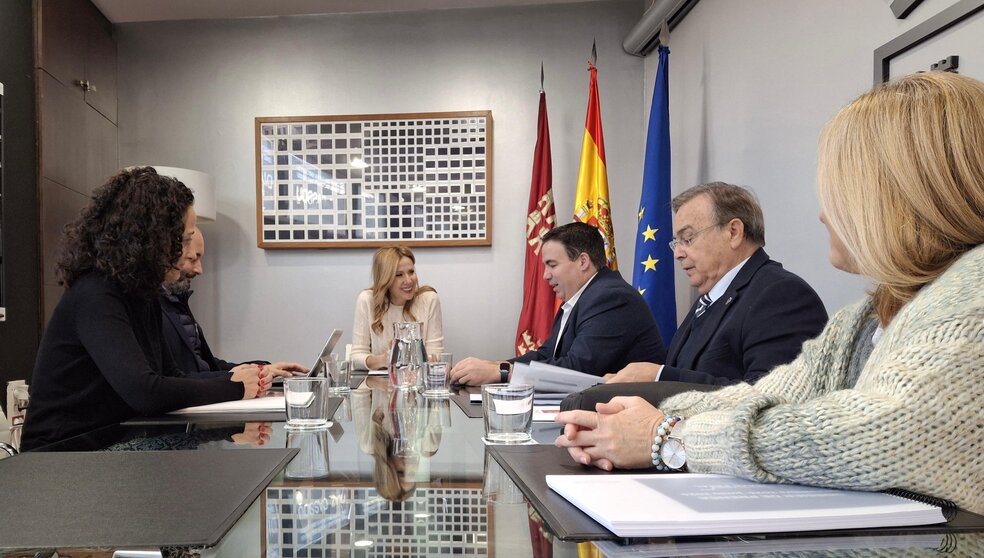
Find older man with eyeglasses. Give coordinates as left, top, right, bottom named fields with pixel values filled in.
left=564, top=182, right=828, bottom=410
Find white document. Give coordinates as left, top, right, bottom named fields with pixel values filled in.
left=546, top=474, right=945, bottom=538
left=284, top=392, right=315, bottom=408
left=511, top=361, right=601, bottom=394
left=532, top=405, right=561, bottom=422
left=169, top=395, right=288, bottom=415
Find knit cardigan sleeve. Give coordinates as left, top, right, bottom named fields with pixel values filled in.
left=660, top=246, right=984, bottom=515
left=350, top=290, right=375, bottom=371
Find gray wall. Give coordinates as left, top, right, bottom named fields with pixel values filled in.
left=117, top=1, right=648, bottom=364
left=648, top=0, right=983, bottom=318
left=118, top=0, right=984, bottom=365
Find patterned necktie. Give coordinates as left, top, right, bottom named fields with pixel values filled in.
left=694, top=294, right=712, bottom=319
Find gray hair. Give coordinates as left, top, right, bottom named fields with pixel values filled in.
left=671, top=182, right=766, bottom=246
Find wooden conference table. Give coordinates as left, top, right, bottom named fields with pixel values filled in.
left=3, top=375, right=982, bottom=557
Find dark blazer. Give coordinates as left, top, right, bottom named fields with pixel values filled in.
left=21, top=274, right=243, bottom=451
left=659, top=248, right=827, bottom=385
left=160, top=293, right=239, bottom=373
left=511, top=267, right=666, bottom=376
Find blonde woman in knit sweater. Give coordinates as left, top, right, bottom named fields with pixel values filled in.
left=351, top=246, right=444, bottom=371
left=555, top=71, right=984, bottom=516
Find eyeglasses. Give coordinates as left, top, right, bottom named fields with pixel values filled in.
left=668, top=223, right=720, bottom=251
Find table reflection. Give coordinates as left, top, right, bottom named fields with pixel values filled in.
left=262, top=380, right=497, bottom=557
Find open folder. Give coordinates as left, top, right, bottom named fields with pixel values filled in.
left=547, top=474, right=946, bottom=538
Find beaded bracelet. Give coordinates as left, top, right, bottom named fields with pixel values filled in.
left=650, top=415, right=682, bottom=470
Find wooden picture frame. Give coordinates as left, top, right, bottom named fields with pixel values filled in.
left=255, top=110, right=493, bottom=249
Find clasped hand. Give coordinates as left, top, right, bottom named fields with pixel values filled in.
left=230, top=361, right=309, bottom=399
left=553, top=396, right=665, bottom=470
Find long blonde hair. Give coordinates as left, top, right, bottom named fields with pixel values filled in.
left=368, top=246, right=436, bottom=334
left=370, top=408, right=416, bottom=501
left=818, top=71, right=984, bottom=323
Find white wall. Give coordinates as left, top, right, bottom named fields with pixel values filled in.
left=648, top=0, right=977, bottom=319
left=116, top=1, right=647, bottom=363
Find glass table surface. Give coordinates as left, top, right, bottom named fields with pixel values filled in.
left=5, top=377, right=982, bottom=557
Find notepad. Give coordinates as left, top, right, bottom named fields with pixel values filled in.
left=169, top=395, right=288, bottom=414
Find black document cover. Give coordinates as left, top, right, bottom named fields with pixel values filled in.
left=0, top=448, right=296, bottom=549
left=488, top=444, right=623, bottom=540
left=488, top=444, right=984, bottom=542
left=450, top=386, right=483, bottom=418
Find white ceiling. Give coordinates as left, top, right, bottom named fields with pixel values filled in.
left=90, top=0, right=606, bottom=23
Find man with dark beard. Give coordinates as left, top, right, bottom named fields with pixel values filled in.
left=160, top=227, right=307, bottom=376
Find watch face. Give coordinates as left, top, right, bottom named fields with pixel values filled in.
left=660, top=438, right=687, bottom=470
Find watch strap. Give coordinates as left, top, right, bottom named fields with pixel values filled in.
left=499, top=362, right=511, bottom=383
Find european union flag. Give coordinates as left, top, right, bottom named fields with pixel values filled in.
left=632, top=45, right=676, bottom=346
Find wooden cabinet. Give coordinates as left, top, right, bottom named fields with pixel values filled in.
left=36, top=0, right=117, bottom=124
left=35, top=0, right=118, bottom=321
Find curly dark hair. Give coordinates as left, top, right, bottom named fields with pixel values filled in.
left=56, top=166, right=195, bottom=298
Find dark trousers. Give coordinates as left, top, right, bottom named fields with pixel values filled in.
left=560, top=381, right=720, bottom=412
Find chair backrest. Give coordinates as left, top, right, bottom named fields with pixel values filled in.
left=5, top=380, right=29, bottom=453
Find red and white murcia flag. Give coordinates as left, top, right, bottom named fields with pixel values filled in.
left=515, top=91, right=557, bottom=356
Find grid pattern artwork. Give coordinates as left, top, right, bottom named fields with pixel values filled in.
left=255, top=111, right=493, bottom=249
left=264, top=486, right=489, bottom=557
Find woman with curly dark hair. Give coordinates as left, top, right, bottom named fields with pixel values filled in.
left=20, top=167, right=266, bottom=451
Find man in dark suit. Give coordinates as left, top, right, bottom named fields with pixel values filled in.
left=161, top=228, right=306, bottom=376
left=566, top=183, right=827, bottom=409
left=450, top=221, right=666, bottom=385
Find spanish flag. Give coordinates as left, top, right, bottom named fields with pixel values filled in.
left=574, top=61, right=617, bottom=269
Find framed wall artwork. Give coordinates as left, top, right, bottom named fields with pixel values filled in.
left=255, top=110, right=493, bottom=249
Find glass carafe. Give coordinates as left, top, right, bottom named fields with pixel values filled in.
left=388, top=321, right=425, bottom=390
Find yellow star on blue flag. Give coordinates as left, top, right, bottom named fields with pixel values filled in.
left=642, top=225, right=657, bottom=242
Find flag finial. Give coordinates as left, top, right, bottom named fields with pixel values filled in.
left=590, top=39, right=597, bottom=66
left=540, top=61, right=545, bottom=93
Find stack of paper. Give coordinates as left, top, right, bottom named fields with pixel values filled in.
left=168, top=395, right=288, bottom=415
left=547, top=474, right=945, bottom=538
left=511, top=361, right=602, bottom=394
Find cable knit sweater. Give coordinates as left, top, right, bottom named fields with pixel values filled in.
left=662, top=244, right=984, bottom=516
left=350, top=289, right=444, bottom=371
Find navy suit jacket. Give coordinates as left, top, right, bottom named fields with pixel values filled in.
left=660, top=248, right=827, bottom=385
left=511, top=267, right=666, bottom=376
left=160, top=293, right=239, bottom=373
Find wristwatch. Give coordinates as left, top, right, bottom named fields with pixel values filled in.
left=498, top=361, right=512, bottom=383
left=659, top=419, right=688, bottom=471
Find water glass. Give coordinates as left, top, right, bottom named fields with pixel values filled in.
left=482, top=383, right=534, bottom=444
left=393, top=364, right=421, bottom=390
left=325, top=357, right=351, bottom=393
left=422, top=362, right=450, bottom=397
left=425, top=397, right=452, bottom=428
left=284, top=377, right=330, bottom=429
left=285, top=429, right=331, bottom=479
left=437, top=352, right=454, bottom=367
left=333, top=392, right=353, bottom=422
left=482, top=452, right=525, bottom=504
